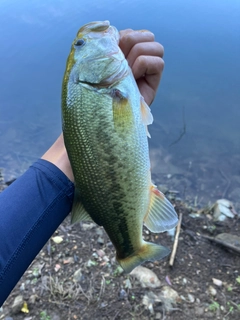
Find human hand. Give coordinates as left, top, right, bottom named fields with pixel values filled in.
left=119, top=29, right=164, bottom=106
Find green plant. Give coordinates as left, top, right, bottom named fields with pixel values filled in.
left=113, top=265, right=123, bottom=277
left=208, top=301, right=220, bottom=312
left=40, top=310, right=51, bottom=320
left=227, top=302, right=234, bottom=313
left=236, top=276, right=240, bottom=284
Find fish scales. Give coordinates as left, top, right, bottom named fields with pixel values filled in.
left=62, top=21, right=178, bottom=273
left=63, top=82, right=149, bottom=257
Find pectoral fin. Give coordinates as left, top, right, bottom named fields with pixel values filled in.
left=144, top=184, right=178, bottom=232
left=71, top=189, right=93, bottom=224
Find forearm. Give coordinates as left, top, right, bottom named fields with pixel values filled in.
left=41, top=133, right=74, bottom=182
left=0, top=159, right=74, bottom=306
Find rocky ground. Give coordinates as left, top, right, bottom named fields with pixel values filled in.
left=1, top=174, right=240, bottom=320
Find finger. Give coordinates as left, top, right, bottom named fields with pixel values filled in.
left=119, top=30, right=155, bottom=59
left=132, top=55, right=164, bottom=83
left=132, top=56, right=164, bottom=105
left=126, top=42, right=164, bottom=68
left=136, top=78, right=156, bottom=106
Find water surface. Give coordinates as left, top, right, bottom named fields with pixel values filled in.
left=0, top=0, right=239, bottom=208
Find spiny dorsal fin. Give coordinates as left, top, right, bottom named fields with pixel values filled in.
left=144, top=184, right=178, bottom=232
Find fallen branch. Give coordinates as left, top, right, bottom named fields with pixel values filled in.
left=199, top=234, right=240, bottom=255
left=169, top=212, right=183, bottom=266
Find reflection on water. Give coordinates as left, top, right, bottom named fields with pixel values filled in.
left=0, top=0, right=239, bottom=208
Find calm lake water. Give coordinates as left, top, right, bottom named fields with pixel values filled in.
left=0, top=0, right=239, bottom=208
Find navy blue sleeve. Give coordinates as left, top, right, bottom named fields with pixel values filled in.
left=0, top=159, right=74, bottom=306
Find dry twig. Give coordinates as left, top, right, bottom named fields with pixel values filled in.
left=169, top=213, right=183, bottom=266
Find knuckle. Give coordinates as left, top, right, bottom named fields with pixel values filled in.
left=159, top=58, right=164, bottom=71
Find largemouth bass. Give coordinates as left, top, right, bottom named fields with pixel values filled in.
left=62, top=21, right=178, bottom=273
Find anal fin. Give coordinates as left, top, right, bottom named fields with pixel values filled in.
left=144, top=184, right=178, bottom=233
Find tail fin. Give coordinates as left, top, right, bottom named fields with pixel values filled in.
left=117, top=241, right=170, bottom=274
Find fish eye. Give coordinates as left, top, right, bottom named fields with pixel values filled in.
left=74, top=39, right=85, bottom=47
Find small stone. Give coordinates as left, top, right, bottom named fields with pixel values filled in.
left=97, top=249, right=105, bottom=257
left=54, top=264, right=61, bottom=272
left=96, top=228, right=103, bottom=236
left=73, top=268, right=83, bottom=282
left=52, top=236, right=63, bottom=244
left=155, top=312, right=162, bottom=319
left=29, top=294, right=37, bottom=304
left=20, top=283, right=25, bottom=291
left=97, top=237, right=104, bottom=245
left=103, top=256, right=109, bottom=262
left=63, top=257, right=74, bottom=264
left=213, top=199, right=236, bottom=220
left=130, top=266, right=161, bottom=288
left=12, top=295, right=24, bottom=314
left=160, top=286, right=180, bottom=304
left=188, top=293, right=195, bottom=303
left=208, top=285, right=217, bottom=296
left=119, top=289, right=128, bottom=300
left=212, top=278, right=222, bottom=286
left=81, top=223, right=95, bottom=231
left=100, top=302, right=108, bottom=308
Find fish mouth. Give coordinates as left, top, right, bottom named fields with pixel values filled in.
left=76, top=20, right=120, bottom=44
left=75, top=67, right=129, bottom=88
left=77, top=20, right=111, bottom=34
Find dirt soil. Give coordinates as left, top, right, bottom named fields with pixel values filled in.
left=1, top=178, right=240, bottom=320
